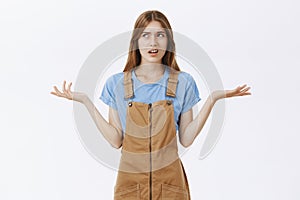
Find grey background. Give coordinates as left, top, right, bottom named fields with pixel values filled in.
left=0, top=0, right=299, bottom=199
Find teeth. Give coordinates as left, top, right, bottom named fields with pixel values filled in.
left=149, top=49, right=158, bottom=53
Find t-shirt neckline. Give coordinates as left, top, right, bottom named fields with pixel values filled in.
left=132, top=65, right=168, bottom=85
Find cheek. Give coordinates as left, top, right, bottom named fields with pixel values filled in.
left=138, top=39, right=146, bottom=49
left=159, top=39, right=168, bottom=50
left=137, top=40, right=146, bottom=55
left=137, top=40, right=144, bottom=55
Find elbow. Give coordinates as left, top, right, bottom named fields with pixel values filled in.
left=111, top=139, right=123, bottom=149
left=110, top=129, right=123, bottom=149
left=180, top=139, right=192, bottom=148
left=182, top=143, right=192, bottom=148
left=111, top=142, right=122, bottom=149
left=112, top=134, right=123, bottom=149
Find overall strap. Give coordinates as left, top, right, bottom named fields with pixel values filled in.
left=124, top=69, right=134, bottom=99
left=166, top=68, right=180, bottom=98
left=124, top=67, right=180, bottom=99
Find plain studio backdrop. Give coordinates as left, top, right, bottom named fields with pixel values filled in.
left=1, top=0, right=299, bottom=199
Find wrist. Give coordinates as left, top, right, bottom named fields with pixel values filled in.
left=211, top=90, right=226, bottom=102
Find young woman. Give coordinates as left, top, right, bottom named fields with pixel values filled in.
left=51, top=10, right=251, bottom=200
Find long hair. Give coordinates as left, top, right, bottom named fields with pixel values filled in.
left=123, top=10, right=180, bottom=72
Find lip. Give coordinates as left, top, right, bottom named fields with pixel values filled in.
left=148, top=49, right=159, bottom=57
left=149, top=53, right=158, bottom=57
left=148, top=49, right=159, bottom=53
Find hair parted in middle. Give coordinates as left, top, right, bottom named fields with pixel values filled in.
left=123, top=10, right=180, bottom=72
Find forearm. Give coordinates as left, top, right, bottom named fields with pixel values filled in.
left=82, top=97, right=123, bottom=148
left=181, top=92, right=223, bottom=147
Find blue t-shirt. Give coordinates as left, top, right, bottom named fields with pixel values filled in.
left=99, top=66, right=201, bottom=133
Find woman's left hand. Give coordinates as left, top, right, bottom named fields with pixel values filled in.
left=225, top=84, right=251, bottom=98
left=212, top=84, right=251, bottom=101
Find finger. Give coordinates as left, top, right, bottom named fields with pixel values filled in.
left=67, top=82, right=72, bottom=91
left=236, top=84, right=246, bottom=91
left=54, top=86, right=64, bottom=96
left=50, top=91, right=57, bottom=96
left=238, top=91, right=252, bottom=96
left=63, top=80, right=67, bottom=93
left=239, top=84, right=247, bottom=90
left=240, top=86, right=251, bottom=93
left=66, top=82, right=73, bottom=97
left=238, top=93, right=251, bottom=97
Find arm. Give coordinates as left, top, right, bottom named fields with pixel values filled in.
left=178, top=94, right=216, bottom=148
left=179, top=84, right=251, bottom=147
left=51, top=80, right=123, bottom=149
left=82, top=97, right=123, bottom=149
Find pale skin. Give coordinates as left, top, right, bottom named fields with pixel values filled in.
left=51, top=21, right=251, bottom=148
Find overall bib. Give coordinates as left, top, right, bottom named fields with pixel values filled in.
left=114, top=68, right=191, bottom=200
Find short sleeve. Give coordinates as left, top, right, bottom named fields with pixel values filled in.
left=99, top=75, right=118, bottom=110
left=181, top=74, right=201, bottom=113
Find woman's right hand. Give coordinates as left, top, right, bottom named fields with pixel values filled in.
left=50, top=80, right=88, bottom=103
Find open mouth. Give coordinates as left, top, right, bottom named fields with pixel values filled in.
left=148, top=49, right=159, bottom=54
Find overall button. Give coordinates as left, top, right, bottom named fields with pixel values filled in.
left=128, top=102, right=132, bottom=107
left=167, top=100, right=172, bottom=105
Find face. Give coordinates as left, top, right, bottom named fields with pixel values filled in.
left=137, top=21, right=168, bottom=65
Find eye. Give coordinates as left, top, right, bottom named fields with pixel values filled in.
left=141, top=33, right=149, bottom=38
left=157, top=33, right=165, bottom=37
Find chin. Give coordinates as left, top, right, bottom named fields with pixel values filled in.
left=144, top=58, right=163, bottom=64
left=143, top=55, right=164, bottom=62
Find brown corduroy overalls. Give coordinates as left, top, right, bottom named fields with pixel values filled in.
left=114, top=67, right=191, bottom=200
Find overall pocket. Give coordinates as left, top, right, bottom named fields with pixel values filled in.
left=114, top=184, right=140, bottom=200
left=161, top=183, right=188, bottom=200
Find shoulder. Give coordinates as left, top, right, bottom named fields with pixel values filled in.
left=177, top=71, right=196, bottom=86
left=105, top=72, right=124, bottom=86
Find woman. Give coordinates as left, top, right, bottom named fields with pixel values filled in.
left=51, top=10, right=251, bottom=200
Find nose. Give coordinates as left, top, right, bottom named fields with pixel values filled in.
left=149, top=34, right=158, bottom=46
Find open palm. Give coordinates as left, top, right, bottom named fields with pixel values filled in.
left=50, top=80, right=87, bottom=103
left=211, top=84, right=251, bottom=101
left=225, top=84, right=251, bottom=98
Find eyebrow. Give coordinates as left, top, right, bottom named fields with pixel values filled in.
left=142, top=31, right=166, bottom=34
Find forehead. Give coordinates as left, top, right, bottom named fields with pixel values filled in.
left=142, top=21, right=166, bottom=32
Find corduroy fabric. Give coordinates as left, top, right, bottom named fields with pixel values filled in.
left=114, top=68, right=190, bottom=200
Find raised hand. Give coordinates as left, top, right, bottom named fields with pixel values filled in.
left=225, top=84, right=251, bottom=98
left=50, top=80, right=87, bottom=103
left=211, top=84, right=251, bottom=101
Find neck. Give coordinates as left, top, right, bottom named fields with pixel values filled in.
left=135, top=63, right=165, bottom=76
